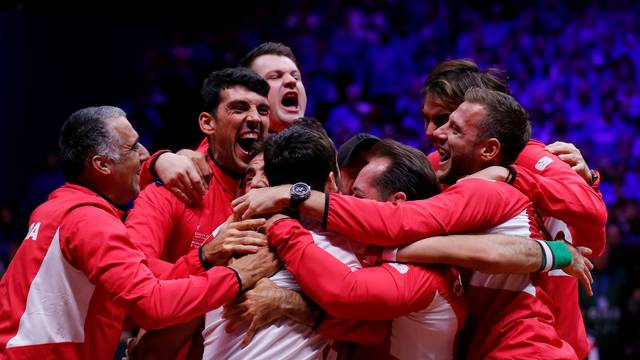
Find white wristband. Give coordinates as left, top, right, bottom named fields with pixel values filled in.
left=382, top=247, right=399, bottom=262
left=536, top=240, right=553, bottom=273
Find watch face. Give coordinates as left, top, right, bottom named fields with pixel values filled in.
left=292, top=183, right=309, bottom=196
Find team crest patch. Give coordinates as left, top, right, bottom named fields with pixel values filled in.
left=535, top=156, right=553, bottom=171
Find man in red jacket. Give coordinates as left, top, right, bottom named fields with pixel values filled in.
left=0, top=106, right=277, bottom=360
left=416, top=59, right=605, bottom=358
left=141, top=42, right=308, bottom=206
left=234, top=88, right=578, bottom=359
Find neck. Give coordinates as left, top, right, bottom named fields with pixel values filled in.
left=207, top=147, right=243, bottom=180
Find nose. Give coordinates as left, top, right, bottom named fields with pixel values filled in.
left=282, top=72, right=297, bottom=88
left=246, top=107, right=261, bottom=129
left=138, top=143, right=150, bottom=161
left=432, top=122, right=448, bottom=146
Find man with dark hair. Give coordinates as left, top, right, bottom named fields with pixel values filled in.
left=420, top=59, right=606, bottom=358
left=0, top=106, right=277, bottom=359
left=257, top=129, right=466, bottom=359
left=144, top=41, right=307, bottom=207
left=233, top=90, right=578, bottom=359
left=239, top=42, right=306, bottom=132
left=126, top=67, right=272, bottom=278
left=122, top=68, right=278, bottom=358
left=200, top=119, right=377, bottom=359
left=361, top=139, right=441, bottom=201
left=436, top=87, right=530, bottom=187
left=337, top=133, right=381, bottom=194
left=264, top=117, right=338, bottom=191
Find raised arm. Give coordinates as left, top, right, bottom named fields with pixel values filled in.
left=139, top=149, right=211, bottom=207
left=513, top=140, right=607, bottom=255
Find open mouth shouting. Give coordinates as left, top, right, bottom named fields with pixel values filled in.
left=281, top=91, right=300, bottom=113
left=237, top=131, right=260, bottom=160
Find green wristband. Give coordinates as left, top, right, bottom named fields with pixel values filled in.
left=547, top=241, right=572, bottom=270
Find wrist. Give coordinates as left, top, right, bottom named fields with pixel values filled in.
left=535, top=240, right=573, bottom=272
left=198, top=245, right=214, bottom=270
left=150, top=150, right=172, bottom=179
left=226, top=266, right=244, bottom=295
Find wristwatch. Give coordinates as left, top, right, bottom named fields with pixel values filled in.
left=289, top=182, right=311, bottom=211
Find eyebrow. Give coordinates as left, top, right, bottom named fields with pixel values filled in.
left=227, top=100, right=249, bottom=108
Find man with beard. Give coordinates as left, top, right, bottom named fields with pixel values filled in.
left=0, top=106, right=277, bottom=359
left=234, top=88, right=578, bottom=359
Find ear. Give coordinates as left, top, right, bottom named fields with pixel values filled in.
left=199, top=112, right=216, bottom=136
left=90, top=155, right=112, bottom=176
left=324, top=171, right=339, bottom=193
left=388, top=191, right=407, bottom=203
left=479, top=138, right=501, bottom=163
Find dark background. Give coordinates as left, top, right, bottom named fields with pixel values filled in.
left=1, top=1, right=639, bottom=358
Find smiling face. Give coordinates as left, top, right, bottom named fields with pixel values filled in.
left=210, top=86, right=270, bottom=173
left=250, top=54, right=307, bottom=132
left=433, top=101, right=487, bottom=185
left=107, top=116, right=150, bottom=204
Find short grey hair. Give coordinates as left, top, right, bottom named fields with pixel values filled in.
left=59, top=106, right=126, bottom=180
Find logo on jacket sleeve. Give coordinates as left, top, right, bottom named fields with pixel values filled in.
left=535, top=156, right=553, bottom=171
left=25, top=222, right=41, bottom=241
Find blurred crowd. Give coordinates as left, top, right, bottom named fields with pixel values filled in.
left=2, top=0, right=639, bottom=357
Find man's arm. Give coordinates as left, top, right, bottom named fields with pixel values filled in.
left=62, top=208, right=279, bottom=330
left=138, top=147, right=211, bottom=207
left=394, top=233, right=594, bottom=295
left=127, top=186, right=268, bottom=280
left=266, top=218, right=451, bottom=320
left=396, top=234, right=540, bottom=273
left=513, top=140, right=607, bottom=256
left=234, top=179, right=530, bottom=247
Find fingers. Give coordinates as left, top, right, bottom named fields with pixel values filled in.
left=585, top=257, right=594, bottom=270
left=184, top=164, right=208, bottom=198
left=231, top=194, right=247, bottom=208
left=232, top=200, right=250, bottom=220
left=175, top=172, right=203, bottom=205
left=580, top=271, right=593, bottom=297
left=228, top=218, right=268, bottom=231
left=558, top=153, right=581, bottom=166
left=222, top=305, right=249, bottom=333
left=191, top=154, right=213, bottom=187
left=577, top=246, right=593, bottom=257
left=546, top=141, right=577, bottom=155
left=242, top=320, right=261, bottom=348
left=226, top=245, right=261, bottom=255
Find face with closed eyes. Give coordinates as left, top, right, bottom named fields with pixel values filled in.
left=250, top=54, right=307, bottom=132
